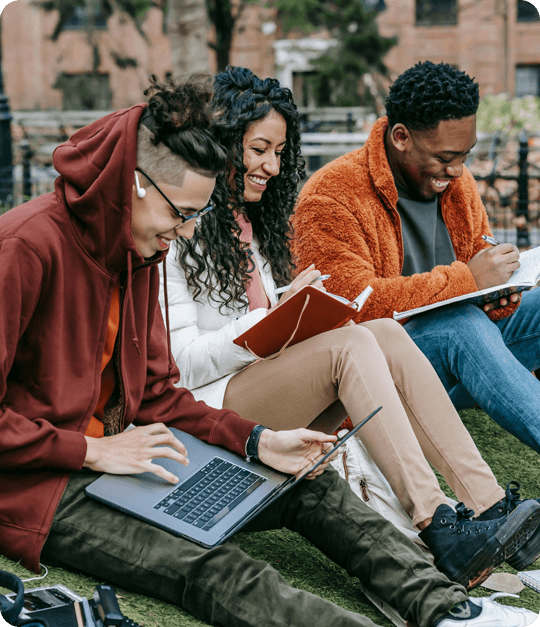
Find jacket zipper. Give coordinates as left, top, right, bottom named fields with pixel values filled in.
left=381, top=195, right=404, bottom=274
left=38, top=279, right=127, bottom=567
left=115, top=282, right=127, bottom=429
left=38, top=475, right=70, bottom=570
left=38, top=259, right=155, bottom=566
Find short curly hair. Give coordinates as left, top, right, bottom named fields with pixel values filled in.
left=385, top=61, right=479, bottom=131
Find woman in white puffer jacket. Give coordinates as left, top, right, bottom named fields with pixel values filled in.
left=161, top=235, right=277, bottom=409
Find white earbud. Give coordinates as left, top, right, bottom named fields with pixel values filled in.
left=134, top=171, right=146, bottom=198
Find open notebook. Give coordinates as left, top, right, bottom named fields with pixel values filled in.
left=518, top=569, right=540, bottom=593
left=393, top=245, right=540, bottom=321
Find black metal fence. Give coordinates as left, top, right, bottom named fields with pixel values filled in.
left=0, top=70, right=13, bottom=206
left=0, top=151, right=56, bottom=215
left=471, top=131, right=540, bottom=249
left=2, top=129, right=540, bottom=253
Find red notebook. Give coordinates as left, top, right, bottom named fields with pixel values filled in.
left=233, top=285, right=372, bottom=358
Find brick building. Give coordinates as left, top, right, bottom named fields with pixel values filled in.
left=2, top=0, right=539, bottom=112
left=1, top=0, right=275, bottom=111
left=377, top=0, right=540, bottom=98
left=2, top=0, right=171, bottom=111
left=275, top=0, right=540, bottom=104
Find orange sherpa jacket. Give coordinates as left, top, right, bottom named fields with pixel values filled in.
left=292, top=116, right=518, bottom=323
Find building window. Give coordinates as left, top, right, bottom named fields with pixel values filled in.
left=53, top=73, right=112, bottom=110
left=416, top=0, right=457, bottom=25
left=515, top=66, right=540, bottom=97
left=64, top=3, right=108, bottom=30
left=364, top=0, right=387, bottom=11
left=517, top=0, right=540, bottom=21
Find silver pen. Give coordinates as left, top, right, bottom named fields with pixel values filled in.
left=482, top=235, right=500, bottom=246
left=275, top=274, right=331, bottom=295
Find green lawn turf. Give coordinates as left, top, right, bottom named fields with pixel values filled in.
left=1, top=407, right=540, bottom=626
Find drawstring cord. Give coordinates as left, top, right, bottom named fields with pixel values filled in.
left=162, top=258, right=175, bottom=378
left=126, top=252, right=141, bottom=355
left=124, top=250, right=173, bottom=375
left=243, top=294, right=311, bottom=361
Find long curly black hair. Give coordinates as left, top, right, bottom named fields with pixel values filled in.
left=385, top=61, right=480, bottom=132
left=173, top=66, right=305, bottom=312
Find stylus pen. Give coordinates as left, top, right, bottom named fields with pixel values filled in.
left=482, top=235, right=500, bottom=246
left=275, top=274, right=331, bottom=295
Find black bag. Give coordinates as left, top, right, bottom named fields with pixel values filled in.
left=0, top=568, right=48, bottom=626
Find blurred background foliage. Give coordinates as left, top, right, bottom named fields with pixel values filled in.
left=477, top=94, right=540, bottom=135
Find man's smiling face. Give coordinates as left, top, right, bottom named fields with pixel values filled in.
left=130, top=169, right=216, bottom=259
left=387, top=115, right=477, bottom=201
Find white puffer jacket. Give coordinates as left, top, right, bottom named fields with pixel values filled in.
left=158, top=238, right=278, bottom=408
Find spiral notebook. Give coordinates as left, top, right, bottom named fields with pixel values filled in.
left=518, top=569, right=540, bottom=593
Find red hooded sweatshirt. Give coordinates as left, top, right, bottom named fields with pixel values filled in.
left=0, top=104, right=256, bottom=572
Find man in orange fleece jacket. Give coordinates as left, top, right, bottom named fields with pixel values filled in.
left=293, top=61, right=540, bottom=454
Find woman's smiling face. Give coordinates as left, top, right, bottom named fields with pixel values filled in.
left=241, top=110, right=287, bottom=203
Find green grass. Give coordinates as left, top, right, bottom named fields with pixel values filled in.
left=437, top=408, right=540, bottom=615
left=1, top=407, right=540, bottom=626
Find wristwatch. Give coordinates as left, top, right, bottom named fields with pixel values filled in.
left=245, top=425, right=270, bottom=462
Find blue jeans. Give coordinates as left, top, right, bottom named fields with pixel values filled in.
left=404, top=288, right=540, bottom=453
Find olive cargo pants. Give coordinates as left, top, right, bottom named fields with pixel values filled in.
left=42, top=467, right=467, bottom=627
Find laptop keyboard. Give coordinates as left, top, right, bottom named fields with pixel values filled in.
left=154, top=457, right=267, bottom=531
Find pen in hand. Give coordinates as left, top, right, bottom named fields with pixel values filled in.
left=275, top=275, right=331, bottom=295
left=482, top=235, right=500, bottom=246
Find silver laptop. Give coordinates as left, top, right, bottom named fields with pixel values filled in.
left=85, top=406, right=381, bottom=548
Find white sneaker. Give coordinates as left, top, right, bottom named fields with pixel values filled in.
left=437, top=593, right=539, bottom=626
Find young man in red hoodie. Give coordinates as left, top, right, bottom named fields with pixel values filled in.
left=0, top=76, right=537, bottom=627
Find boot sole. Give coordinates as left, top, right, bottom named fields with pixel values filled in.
left=440, top=500, right=540, bottom=590
left=505, top=504, right=540, bottom=570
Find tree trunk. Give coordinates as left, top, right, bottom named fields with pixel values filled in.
left=167, top=0, right=211, bottom=75
left=207, top=0, right=235, bottom=72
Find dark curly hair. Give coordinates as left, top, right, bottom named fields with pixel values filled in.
left=173, top=66, right=305, bottom=312
left=385, top=61, right=480, bottom=132
left=138, top=74, right=228, bottom=178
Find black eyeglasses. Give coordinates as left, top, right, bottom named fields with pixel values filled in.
left=135, top=168, right=216, bottom=224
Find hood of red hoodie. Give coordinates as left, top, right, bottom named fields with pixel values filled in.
left=53, top=104, right=163, bottom=274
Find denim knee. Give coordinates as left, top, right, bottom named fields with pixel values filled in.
left=406, top=304, right=497, bottom=345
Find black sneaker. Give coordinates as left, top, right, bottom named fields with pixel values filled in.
left=419, top=500, right=540, bottom=590
left=476, top=481, right=540, bottom=571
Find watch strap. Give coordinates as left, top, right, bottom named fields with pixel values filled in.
left=245, top=425, right=270, bottom=462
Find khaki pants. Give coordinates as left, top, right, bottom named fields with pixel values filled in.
left=224, top=319, right=504, bottom=527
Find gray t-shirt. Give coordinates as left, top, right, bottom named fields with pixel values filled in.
left=396, top=183, right=456, bottom=277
